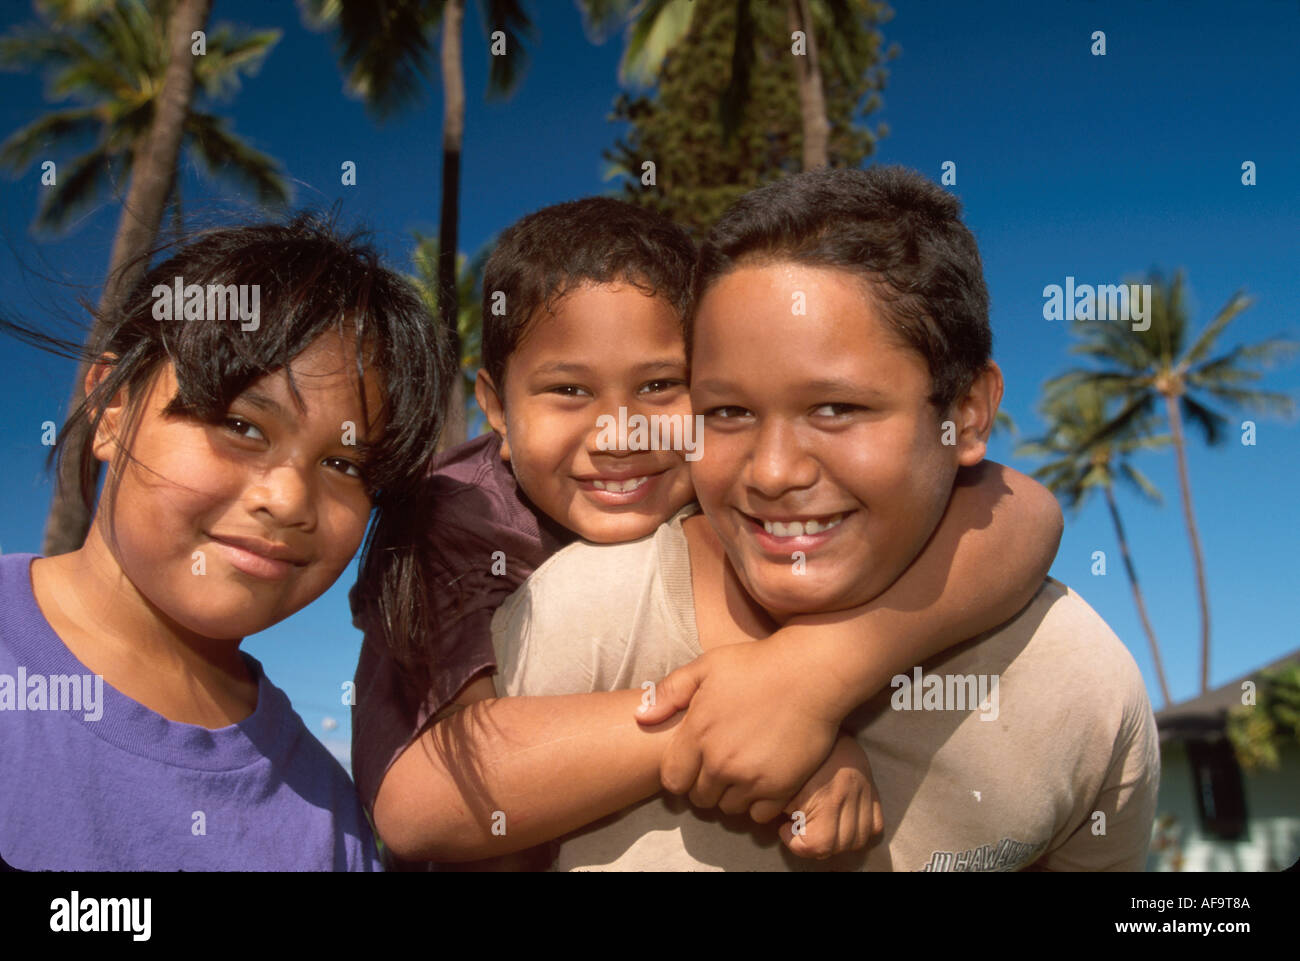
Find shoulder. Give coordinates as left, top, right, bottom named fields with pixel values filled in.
left=531, top=524, right=666, bottom=587
left=254, top=669, right=354, bottom=785
left=248, top=667, right=381, bottom=867
left=490, top=508, right=698, bottom=696
left=987, top=578, right=1156, bottom=737
left=0, top=553, right=38, bottom=610
left=0, top=554, right=56, bottom=665
left=426, top=432, right=503, bottom=489
left=491, top=527, right=660, bottom=659
left=500, top=506, right=692, bottom=623
left=423, top=433, right=514, bottom=518
left=408, top=434, right=558, bottom=569
left=1024, top=579, right=1147, bottom=687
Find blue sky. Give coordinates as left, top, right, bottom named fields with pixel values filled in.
left=1, top=0, right=1296, bottom=770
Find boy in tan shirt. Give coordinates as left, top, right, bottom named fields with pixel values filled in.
left=491, top=166, right=1160, bottom=870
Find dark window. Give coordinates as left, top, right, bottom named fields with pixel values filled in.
left=1186, top=738, right=1248, bottom=841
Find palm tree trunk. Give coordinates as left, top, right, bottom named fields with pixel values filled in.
left=437, top=0, right=467, bottom=450
left=170, top=177, right=183, bottom=241
left=1103, top=485, right=1172, bottom=707
left=788, top=0, right=829, bottom=169
left=1164, top=392, right=1212, bottom=694
left=41, top=0, right=212, bottom=557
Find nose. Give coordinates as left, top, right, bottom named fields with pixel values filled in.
left=245, top=463, right=317, bottom=531
left=746, top=417, right=817, bottom=499
left=586, top=394, right=650, bottom=457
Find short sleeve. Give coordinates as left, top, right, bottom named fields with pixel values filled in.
left=1036, top=686, right=1161, bottom=871
left=349, top=572, right=501, bottom=812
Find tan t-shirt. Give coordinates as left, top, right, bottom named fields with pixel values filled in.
left=491, top=507, right=1160, bottom=871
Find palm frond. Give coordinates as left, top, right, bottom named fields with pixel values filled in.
left=1118, top=461, right=1163, bottom=504
left=320, top=0, right=441, bottom=118
left=185, top=112, right=291, bottom=207
left=481, top=0, right=534, bottom=97
left=1180, top=393, right=1229, bottom=446
left=577, top=0, right=637, bottom=43
left=992, top=408, right=1017, bottom=437
left=37, top=0, right=123, bottom=20
left=0, top=24, right=105, bottom=88
left=33, top=144, right=115, bottom=231
left=0, top=107, right=102, bottom=172
left=1197, top=384, right=1296, bottom=419
left=619, top=0, right=694, bottom=87
left=86, top=0, right=160, bottom=80
left=298, top=0, right=344, bottom=31
left=1079, top=391, right=1157, bottom=449
left=718, top=0, right=756, bottom=142
left=1191, top=338, right=1300, bottom=384
left=1181, top=290, right=1253, bottom=370
left=1152, top=269, right=1188, bottom=364
left=193, top=27, right=282, bottom=101
left=1115, top=430, right=1171, bottom=457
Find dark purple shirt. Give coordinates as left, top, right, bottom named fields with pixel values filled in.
left=349, top=431, right=576, bottom=816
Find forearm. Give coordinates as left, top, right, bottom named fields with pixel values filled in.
left=775, top=460, right=1062, bottom=720
left=374, top=689, right=679, bottom=862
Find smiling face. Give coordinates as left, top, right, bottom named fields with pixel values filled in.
left=690, top=261, right=972, bottom=620
left=476, top=281, right=697, bottom=543
left=89, top=331, right=383, bottom=641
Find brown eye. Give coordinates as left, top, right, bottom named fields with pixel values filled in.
left=812, top=404, right=863, bottom=417
left=323, top=457, right=365, bottom=480
left=224, top=417, right=266, bottom=441
left=640, top=379, right=686, bottom=394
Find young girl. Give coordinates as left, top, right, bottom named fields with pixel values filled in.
left=0, top=215, right=455, bottom=870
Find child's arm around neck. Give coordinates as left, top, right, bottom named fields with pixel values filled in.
left=641, top=459, right=1062, bottom=819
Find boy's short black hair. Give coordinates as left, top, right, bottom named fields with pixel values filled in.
left=692, top=165, right=992, bottom=409
left=481, top=197, right=696, bottom=392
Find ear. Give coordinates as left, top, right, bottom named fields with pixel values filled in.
left=85, top=356, right=127, bottom=465
left=951, top=361, right=1004, bottom=467
left=473, top=368, right=510, bottom=463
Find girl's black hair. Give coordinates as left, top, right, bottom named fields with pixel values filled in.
left=2, top=212, right=457, bottom=663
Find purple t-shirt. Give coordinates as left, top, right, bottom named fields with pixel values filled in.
left=350, top=432, right=576, bottom=816
left=0, top=553, right=381, bottom=871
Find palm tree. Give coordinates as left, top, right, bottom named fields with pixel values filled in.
left=1227, top=661, right=1300, bottom=771
left=786, top=0, right=828, bottom=169
left=1019, top=381, right=1173, bottom=707
left=0, top=0, right=287, bottom=554
left=1047, top=271, right=1296, bottom=694
left=410, top=233, right=487, bottom=435
left=584, top=0, right=891, bottom=170
left=301, top=0, right=533, bottom=448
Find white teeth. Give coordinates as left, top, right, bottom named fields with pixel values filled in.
left=762, top=513, right=844, bottom=537
left=592, top=476, right=649, bottom=493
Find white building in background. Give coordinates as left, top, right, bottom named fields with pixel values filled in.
left=1148, top=651, right=1300, bottom=872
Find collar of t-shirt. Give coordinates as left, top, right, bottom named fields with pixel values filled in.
left=0, top=552, right=304, bottom=773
